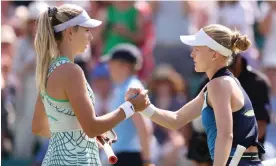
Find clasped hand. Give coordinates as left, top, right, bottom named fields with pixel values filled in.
left=125, top=88, right=151, bottom=112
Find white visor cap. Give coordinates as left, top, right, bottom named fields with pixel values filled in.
left=53, top=10, right=102, bottom=33
left=180, top=29, right=232, bottom=57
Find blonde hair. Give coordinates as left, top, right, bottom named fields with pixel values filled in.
left=34, top=4, right=82, bottom=92
left=203, top=24, right=251, bottom=65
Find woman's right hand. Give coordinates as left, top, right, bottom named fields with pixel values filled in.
left=125, top=88, right=151, bottom=112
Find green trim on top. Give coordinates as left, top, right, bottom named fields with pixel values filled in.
left=40, top=91, right=69, bottom=102
left=45, top=94, right=69, bottom=102
left=47, top=115, right=58, bottom=121
left=41, top=56, right=71, bottom=103
left=51, top=56, right=72, bottom=64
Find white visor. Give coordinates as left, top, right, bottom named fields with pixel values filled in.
left=53, top=10, right=102, bottom=32
left=180, top=29, right=232, bottom=57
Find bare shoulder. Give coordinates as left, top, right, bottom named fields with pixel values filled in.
left=56, top=63, right=85, bottom=81
left=207, top=76, right=233, bottom=93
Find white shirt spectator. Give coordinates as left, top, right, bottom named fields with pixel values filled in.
left=216, top=1, right=257, bottom=46
left=260, top=2, right=276, bottom=68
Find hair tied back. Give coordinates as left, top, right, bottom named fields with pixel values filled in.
left=48, top=7, right=58, bottom=17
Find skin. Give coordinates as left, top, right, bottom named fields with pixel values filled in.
left=126, top=45, right=258, bottom=166
left=32, top=23, right=150, bottom=140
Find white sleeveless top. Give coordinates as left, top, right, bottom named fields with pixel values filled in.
left=41, top=56, right=101, bottom=166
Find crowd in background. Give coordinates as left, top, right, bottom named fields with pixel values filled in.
left=1, top=1, right=276, bottom=166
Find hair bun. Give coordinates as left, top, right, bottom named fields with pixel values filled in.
left=231, top=31, right=251, bottom=53
left=48, top=7, right=58, bottom=18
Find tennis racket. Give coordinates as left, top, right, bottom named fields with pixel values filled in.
left=96, top=129, right=118, bottom=164
left=229, top=144, right=246, bottom=166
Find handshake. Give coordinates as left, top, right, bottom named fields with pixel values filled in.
left=124, top=88, right=151, bottom=112
left=119, top=87, right=156, bottom=120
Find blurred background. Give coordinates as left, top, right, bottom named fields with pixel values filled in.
left=1, top=1, right=276, bottom=166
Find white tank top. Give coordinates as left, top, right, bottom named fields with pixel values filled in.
left=41, top=56, right=96, bottom=132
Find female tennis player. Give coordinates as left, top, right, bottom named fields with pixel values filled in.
left=127, top=24, right=265, bottom=166
left=31, top=4, right=149, bottom=166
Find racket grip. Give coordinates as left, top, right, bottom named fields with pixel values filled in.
left=103, top=143, right=118, bottom=164
left=229, top=145, right=246, bottom=166
left=130, top=90, right=148, bottom=99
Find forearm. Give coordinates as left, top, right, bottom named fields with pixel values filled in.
left=213, top=134, right=233, bottom=166
left=257, top=120, right=267, bottom=140
left=123, top=31, right=144, bottom=44
left=92, top=108, right=126, bottom=136
left=259, top=11, right=273, bottom=35
left=147, top=106, right=178, bottom=130
left=143, top=97, right=202, bottom=130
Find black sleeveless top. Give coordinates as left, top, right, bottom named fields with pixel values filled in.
left=202, top=67, right=265, bottom=159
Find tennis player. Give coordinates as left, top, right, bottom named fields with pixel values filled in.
left=31, top=4, right=149, bottom=166
left=127, top=24, right=265, bottom=166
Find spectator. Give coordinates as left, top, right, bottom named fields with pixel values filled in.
left=217, top=1, right=260, bottom=69
left=147, top=64, right=192, bottom=166
left=259, top=2, right=276, bottom=96
left=149, top=1, right=195, bottom=82
left=96, top=1, right=146, bottom=57
left=1, top=25, right=17, bottom=160
left=11, top=1, right=49, bottom=159
left=135, top=1, right=155, bottom=83
left=90, top=63, right=112, bottom=116
left=105, top=44, right=155, bottom=166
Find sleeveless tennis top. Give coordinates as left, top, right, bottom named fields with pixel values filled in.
left=201, top=67, right=265, bottom=160
left=41, top=56, right=101, bottom=166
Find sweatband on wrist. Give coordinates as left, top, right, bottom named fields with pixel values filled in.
left=140, top=104, right=155, bottom=118
left=119, top=101, right=135, bottom=119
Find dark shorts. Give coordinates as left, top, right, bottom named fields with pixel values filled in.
left=113, top=152, right=143, bottom=166
left=187, top=131, right=212, bottom=163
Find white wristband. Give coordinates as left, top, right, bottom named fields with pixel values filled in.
left=119, top=101, right=135, bottom=119
left=140, top=104, right=156, bottom=118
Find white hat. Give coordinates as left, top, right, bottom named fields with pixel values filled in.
left=1, top=25, right=16, bottom=44
left=180, top=29, right=232, bottom=57
left=102, top=44, right=143, bottom=70
left=53, top=6, right=102, bottom=33
left=28, top=2, right=49, bottom=20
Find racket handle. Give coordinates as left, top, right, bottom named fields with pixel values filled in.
left=103, top=143, right=118, bottom=164
left=229, top=145, right=246, bottom=166
left=130, top=90, right=148, bottom=99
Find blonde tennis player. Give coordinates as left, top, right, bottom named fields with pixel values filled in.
left=127, top=24, right=265, bottom=166
left=31, top=4, right=149, bottom=166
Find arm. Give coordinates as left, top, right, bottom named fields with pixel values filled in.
left=253, top=80, right=271, bottom=140
left=132, top=114, right=153, bottom=163
left=148, top=1, right=159, bottom=16
left=32, top=94, right=50, bottom=138
left=257, top=121, right=267, bottom=140
left=64, top=64, right=148, bottom=138
left=144, top=90, right=204, bottom=130
left=258, top=8, right=274, bottom=36
left=64, top=64, right=125, bottom=138
left=208, top=79, right=233, bottom=166
left=113, top=12, right=146, bottom=45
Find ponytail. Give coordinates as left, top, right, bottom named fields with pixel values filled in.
left=34, top=11, right=60, bottom=93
